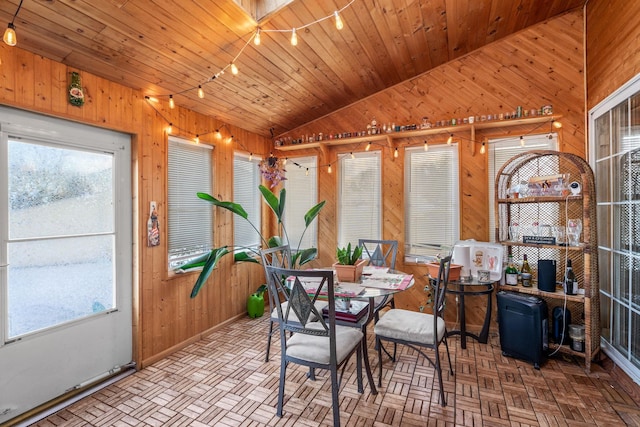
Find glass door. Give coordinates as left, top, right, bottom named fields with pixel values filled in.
left=590, top=74, right=640, bottom=383
left=0, top=106, right=132, bottom=423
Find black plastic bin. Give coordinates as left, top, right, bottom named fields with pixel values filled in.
left=497, top=291, right=548, bottom=369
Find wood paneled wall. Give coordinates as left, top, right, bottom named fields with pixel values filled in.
left=586, top=0, right=640, bottom=110
left=277, top=10, right=587, bottom=327
left=0, top=43, right=270, bottom=367
left=0, top=6, right=611, bottom=363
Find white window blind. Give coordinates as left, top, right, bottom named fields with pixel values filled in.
left=405, top=145, right=459, bottom=257
left=338, top=151, right=381, bottom=248
left=283, top=156, right=318, bottom=251
left=488, top=134, right=558, bottom=242
left=168, top=137, right=213, bottom=269
left=234, top=153, right=261, bottom=250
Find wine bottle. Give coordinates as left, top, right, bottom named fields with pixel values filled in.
left=520, top=254, right=532, bottom=287
left=564, top=259, right=576, bottom=295
left=505, top=254, right=519, bottom=285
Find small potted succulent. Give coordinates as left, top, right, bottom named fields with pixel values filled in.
left=333, top=243, right=367, bottom=282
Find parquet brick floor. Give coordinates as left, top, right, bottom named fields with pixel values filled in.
left=32, top=316, right=640, bottom=426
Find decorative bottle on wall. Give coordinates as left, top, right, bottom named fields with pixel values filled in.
left=68, top=71, right=85, bottom=107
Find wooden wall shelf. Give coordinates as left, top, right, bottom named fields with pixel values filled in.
left=275, top=114, right=562, bottom=152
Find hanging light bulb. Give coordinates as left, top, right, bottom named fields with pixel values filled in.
left=3, top=23, right=16, bottom=46
left=167, top=123, right=173, bottom=133
left=520, top=136, right=525, bottom=147
left=197, top=85, right=204, bottom=99
left=230, top=63, right=238, bottom=75
left=394, top=147, right=399, bottom=158
left=447, top=134, right=453, bottom=145
left=226, top=135, right=234, bottom=144
left=195, top=134, right=200, bottom=144
left=350, top=152, right=355, bottom=159
left=365, top=142, right=371, bottom=151
left=291, top=28, right=298, bottom=46
left=254, top=28, right=261, bottom=46
left=169, top=95, right=175, bottom=109
left=328, top=164, right=332, bottom=173
left=480, top=141, right=486, bottom=154
left=553, top=120, right=563, bottom=129
left=283, top=157, right=288, bottom=166
left=424, top=140, right=429, bottom=151
left=334, top=11, right=344, bottom=30
left=305, top=168, right=309, bottom=176
left=249, top=153, right=253, bottom=161
left=215, top=129, right=221, bottom=139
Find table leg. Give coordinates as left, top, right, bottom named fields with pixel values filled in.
left=459, top=293, right=467, bottom=349
left=478, top=285, right=494, bottom=344
left=360, top=327, right=378, bottom=395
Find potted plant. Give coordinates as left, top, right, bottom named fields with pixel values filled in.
left=176, top=184, right=326, bottom=298
left=425, top=255, right=462, bottom=281
left=333, top=243, right=367, bottom=282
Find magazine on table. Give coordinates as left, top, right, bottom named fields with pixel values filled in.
left=322, top=300, right=370, bottom=322
left=361, top=273, right=413, bottom=290
left=288, top=275, right=365, bottom=298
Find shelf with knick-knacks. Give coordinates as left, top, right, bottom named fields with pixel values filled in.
left=274, top=114, right=562, bottom=152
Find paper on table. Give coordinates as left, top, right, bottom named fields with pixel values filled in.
left=361, top=273, right=413, bottom=290
left=363, top=265, right=389, bottom=276
left=296, top=278, right=365, bottom=298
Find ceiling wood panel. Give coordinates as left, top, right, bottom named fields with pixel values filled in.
left=0, top=0, right=584, bottom=137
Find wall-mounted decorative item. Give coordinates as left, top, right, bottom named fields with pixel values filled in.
left=259, top=155, right=286, bottom=188
left=68, top=71, right=85, bottom=107
left=147, top=201, right=160, bottom=247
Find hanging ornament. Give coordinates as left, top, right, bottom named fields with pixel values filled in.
left=68, top=71, right=85, bottom=107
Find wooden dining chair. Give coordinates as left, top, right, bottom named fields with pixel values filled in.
left=373, top=255, right=454, bottom=406
left=265, top=265, right=366, bottom=427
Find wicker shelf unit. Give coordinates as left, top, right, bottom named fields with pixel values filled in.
left=495, top=150, right=600, bottom=372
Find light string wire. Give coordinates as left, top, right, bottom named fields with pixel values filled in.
left=147, top=0, right=356, bottom=102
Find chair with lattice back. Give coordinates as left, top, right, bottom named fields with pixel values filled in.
left=265, top=266, right=367, bottom=427
left=373, top=255, right=454, bottom=406
left=260, top=245, right=327, bottom=362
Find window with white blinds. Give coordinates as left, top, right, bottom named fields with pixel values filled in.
left=234, top=153, right=261, bottom=250
left=167, top=137, right=213, bottom=269
left=283, top=156, right=318, bottom=251
left=488, top=134, right=558, bottom=242
left=405, top=145, right=459, bottom=257
left=338, top=151, right=381, bottom=248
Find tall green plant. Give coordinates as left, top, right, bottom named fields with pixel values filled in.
left=177, top=184, right=325, bottom=298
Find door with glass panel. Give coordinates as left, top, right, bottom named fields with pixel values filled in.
left=0, top=107, right=132, bottom=423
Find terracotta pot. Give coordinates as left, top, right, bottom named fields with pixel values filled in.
left=333, top=259, right=367, bottom=282
left=426, top=262, right=462, bottom=281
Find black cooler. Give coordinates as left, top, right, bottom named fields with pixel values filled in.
left=497, top=291, right=548, bottom=369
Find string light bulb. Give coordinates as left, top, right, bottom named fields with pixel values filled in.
left=226, top=135, right=234, bottom=144
left=447, top=134, right=453, bottom=145
left=480, top=141, right=486, bottom=154
left=394, top=147, right=399, bottom=158
left=254, top=28, right=261, bottom=46
left=215, top=129, right=221, bottom=139
left=424, top=140, right=429, bottom=151
left=249, top=153, right=253, bottom=161
left=553, top=120, right=563, bottom=129
left=305, top=168, right=309, bottom=176
left=283, top=157, right=288, bottom=166
left=366, top=142, right=371, bottom=151
left=328, top=164, right=332, bottom=173
left=167, top=123, right=173, bottom=133
left=291, top=28, right=298, bottom=46
left=334, top=11, right=344, bottom=30
left=197, top=85, right=204, bottom=98
left=350, top=152, right=355, bottom=159
left=3, top=23, right=16, bottom=46
left=520, top=136, right=525, bottom=147
left=195, top=134, right=200, bottom=144
left=169, top=95, right=175, bottom=109
left=230, top=63, right=238, bottom=75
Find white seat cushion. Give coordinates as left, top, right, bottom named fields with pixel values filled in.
left=271, top=300, right=328, bottom=323
left=374, top=309, right=445, bottom=345
left=286, top=323, right=363, bottom=364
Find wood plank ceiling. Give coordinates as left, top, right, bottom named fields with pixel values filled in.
left=0, top=0, right=584, bottom=137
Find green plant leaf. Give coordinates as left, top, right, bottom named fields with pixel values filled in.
left=259, top=185, right=282, bottom=223
left=190, top=247, right=230, bottom=298
left=197, top=192, right=248, bottom=219
left=295, top=248, right=318, bottom=266
left=304, top=200, right=326, bottom=227
left=268, top=236, right=283, bottom=247
left=234, top=251, right=260, bottom=263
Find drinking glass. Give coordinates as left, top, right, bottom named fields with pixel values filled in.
left=567, top=218, right=582, bottom=246
left=553, top=226, right=566, bottom=245
left=509, top=225, right=520, bottom=242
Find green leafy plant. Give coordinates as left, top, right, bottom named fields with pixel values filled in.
left=336, top=243, right=363, bottom=265
left=177, top=184, right=326, bottom=298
